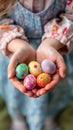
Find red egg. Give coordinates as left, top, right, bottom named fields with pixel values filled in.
left=37, top=73, right=51, bottom=88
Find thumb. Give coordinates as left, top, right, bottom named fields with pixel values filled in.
left=56, top=54, right=66, bottom=78
left=8, top=54, right=18, bottom=79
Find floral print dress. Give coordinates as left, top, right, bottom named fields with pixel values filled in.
left=0, top=0, right=73, bottom=130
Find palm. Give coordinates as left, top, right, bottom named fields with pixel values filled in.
left=8, top=46, right=36, bottom=97
left=35, top=45, right=66, bottom=97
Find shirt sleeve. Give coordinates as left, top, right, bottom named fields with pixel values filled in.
left=42, top=0, right=73, bottom=53
left=0, top=18, right=28, bottom=56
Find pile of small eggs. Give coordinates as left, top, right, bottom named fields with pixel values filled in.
left=15, top=59, right=56, bottom=90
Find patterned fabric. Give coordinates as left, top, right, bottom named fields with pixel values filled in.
left=19, top=0, right=53, bottom=12
left=43, top=0, right=73, bottom=52
left=0, top=0, right=73, bottom=54
left=0, top=1, right=73, bottom=130
left=0, top=22, right=27, bottom=55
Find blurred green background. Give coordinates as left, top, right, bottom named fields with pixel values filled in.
left=0, top=98, right=11, bottom=130
left=0, top=98, right=73, bottom=130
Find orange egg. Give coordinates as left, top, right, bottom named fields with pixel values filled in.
left=37, top=73, right=51, bottom=88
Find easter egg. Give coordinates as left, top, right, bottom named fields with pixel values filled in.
left=41, top=59, right=56, bottom=74
left=28, top=61, right=42, bottom=77
left=15, top=63, right=28, bottom=79
left=23, top=74, right=37, bottom=90
left=37, top=73, right=51, bottom=88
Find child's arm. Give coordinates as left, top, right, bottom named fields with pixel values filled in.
left=0, top=18, right=27, bottom=55
left=42, top=1, right=73, bottom=53
left=36, top=1, right=73, bottom=97
left=0, top=18, right=36, bottom=97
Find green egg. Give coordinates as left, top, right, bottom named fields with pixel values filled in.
left=15, top=63, right=28, bottom=79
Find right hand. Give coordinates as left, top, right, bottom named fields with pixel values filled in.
left=7, top=39, right=36, bottom=97
left=35, top=38, right=67, bottom=97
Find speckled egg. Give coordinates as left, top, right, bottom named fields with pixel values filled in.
left=15, top=63, right=28, bottom=79
left=41, top=59, right=56, bottom=74
left=37, top=73, right=51, bottom=88
left=28, top=61, right=42, bottom=77
left=23, top=74, right=37, bottom=90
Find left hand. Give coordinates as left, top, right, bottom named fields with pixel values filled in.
left=35, top=38, right=66, bottom=97
left=8, top=39, right=36, bottom=97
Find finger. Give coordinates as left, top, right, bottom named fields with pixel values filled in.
left=10, top=77, right=27, bottom=93
left=8, top=54, right=19, bottom=79
left=33, top=95, right=39, bottom=98
left=39, top=88, right=47, bottom=96
left=56, top=55, right=66, bottom=78
left=45, top=73, right=60, bottom=90
left=32, top=88, right=37, bottom=94
left=24, top=91, right=34, bottom=97
left=36, top=88, right=47, bottom=96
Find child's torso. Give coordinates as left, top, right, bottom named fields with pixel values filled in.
left=19, top=0, right=53, bottom=13
left=10, top=0, right=67, bottom=49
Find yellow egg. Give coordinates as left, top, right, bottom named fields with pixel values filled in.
left=28, top=61, right=42, bottom=77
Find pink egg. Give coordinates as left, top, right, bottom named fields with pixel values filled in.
left=23, top=74, right=37, bottom=90
left=37, top=73, right=51, bottom=88
left=41, top=59, right=56, bottom=74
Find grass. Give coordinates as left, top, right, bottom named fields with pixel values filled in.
left=0, top=98, right=11, bottom=130
left=59, top=102, right=73, bottom=130
left=0, top=98, right=73, bottom=130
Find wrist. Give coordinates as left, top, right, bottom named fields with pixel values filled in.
left=7, top=39, right=28, bottom=53
left=43, top=38, right=65, bottom=50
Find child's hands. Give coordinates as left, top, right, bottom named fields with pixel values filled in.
left=7, top=38, right=66, bottom=98
left=35, top=38, right=66, bottom=97
left=7, top=39, right=36, bottom=97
